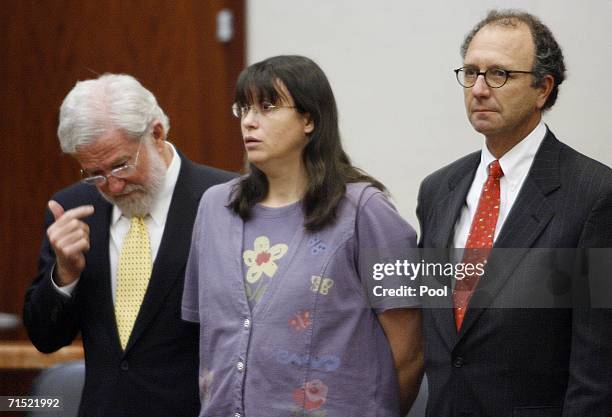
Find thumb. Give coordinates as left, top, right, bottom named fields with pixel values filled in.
left=48, top=200, right=65, bottom=221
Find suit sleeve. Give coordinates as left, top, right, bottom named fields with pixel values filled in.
left=23, top=206, right=80, bottom=353
left=563, top=185, right=612, bottom=416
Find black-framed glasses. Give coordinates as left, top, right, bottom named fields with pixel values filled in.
left=80, top=138, right=144, bottom=186
left=454, top=67, right=535, bottom=88
left=231, top=101, right=297, bottom=119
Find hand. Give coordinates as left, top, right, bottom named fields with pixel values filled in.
left=46, top=200, right=94, bottom=286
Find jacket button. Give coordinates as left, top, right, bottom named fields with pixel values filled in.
left=120, top=360, right=129, bottom=371
left=453, top=356, right=464, bottom=368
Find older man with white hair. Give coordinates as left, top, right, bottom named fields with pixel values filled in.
left=24, top=73, right=234, bottom=417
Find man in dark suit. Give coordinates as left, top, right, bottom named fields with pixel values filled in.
left=23, top=73, right=234, bottom=417
left=417, top=10, right=612, bottom=417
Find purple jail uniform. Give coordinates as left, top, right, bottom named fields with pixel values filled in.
left=182, top=180, right=418, bottom=417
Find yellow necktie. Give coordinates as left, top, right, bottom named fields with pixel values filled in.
left=115, top=216, right=152, bottom=349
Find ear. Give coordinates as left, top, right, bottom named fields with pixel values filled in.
left=535, top=74, right=555, bottom=110
left=303, top=113, right=315, bottom=135
left=150, top=121, right=166, bottom=150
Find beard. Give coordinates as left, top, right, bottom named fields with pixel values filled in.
left=99, top=144, right=167, bottom=218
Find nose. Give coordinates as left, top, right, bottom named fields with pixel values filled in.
left=241, top=108, right=259, bottom=130
left=106, top=176, right=126, bottom=194
left=471, top=74, right=491, bottom=98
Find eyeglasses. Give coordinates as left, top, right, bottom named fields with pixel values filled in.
left=454, top=67, right=535, bottom=88
left=231, top=101, right=297, bottom=119
left=80, top=139, right=143, bottom=186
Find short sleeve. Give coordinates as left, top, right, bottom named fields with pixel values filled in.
left=356, top=190, right=420, bottom=313
left=181, top=199, right=205, bottom=323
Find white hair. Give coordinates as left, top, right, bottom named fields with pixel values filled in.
left=57, top=73, right=170, bottom=153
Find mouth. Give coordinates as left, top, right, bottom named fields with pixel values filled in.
left=243, top=136, right=262, bottom=149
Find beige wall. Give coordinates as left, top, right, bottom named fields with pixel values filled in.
left=247, top=0, right=612, bottom=229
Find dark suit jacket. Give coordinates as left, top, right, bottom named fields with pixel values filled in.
left=24, top=152, right=235, bottom=417
left=416, top=130, right=612, bottom=417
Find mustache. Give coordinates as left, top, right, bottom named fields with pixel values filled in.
left=115, top=184, right=146, bottom=197
left=99, top=184, right=145, bottom=205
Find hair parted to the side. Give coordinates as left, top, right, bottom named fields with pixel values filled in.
left=229, top=55, right=386, bottom=231
left=460, top=9, right=566, bottom=111
left=57, top=73, right=170, bottom=153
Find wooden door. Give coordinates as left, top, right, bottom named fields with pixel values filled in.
left=0, top=0, right=245, bottom=341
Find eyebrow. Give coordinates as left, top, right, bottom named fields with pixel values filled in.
left=82, top=155, right=132, bottom=175
left=462, top=61, right=514, bottom=70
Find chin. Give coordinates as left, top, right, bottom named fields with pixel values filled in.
left=470, top=119, right=498, bottom=136
left=246, top=153, right=268, bottom=167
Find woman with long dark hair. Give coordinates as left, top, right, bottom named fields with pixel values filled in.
left=182, top=55, right=422, bottom=417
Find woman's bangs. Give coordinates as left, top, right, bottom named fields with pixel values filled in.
left=235, top=67, right=286, bottom=106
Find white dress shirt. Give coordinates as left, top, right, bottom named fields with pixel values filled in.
left=55, top=142, right=181, bottom=301
left=452, top=121, right=547, bottom=249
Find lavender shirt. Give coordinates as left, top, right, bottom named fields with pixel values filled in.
left=182, top=181, right=418, bottom=417
left=242, top=202, right=302, bottom=310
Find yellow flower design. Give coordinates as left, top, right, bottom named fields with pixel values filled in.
left=243, top=236, right=288, bottom=283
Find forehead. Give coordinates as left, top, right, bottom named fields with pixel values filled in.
left=464, top=22, right=535, bottom=68
left=74, top=130, right=136, bottom=168
left=237, top=77, right=293, bottom=105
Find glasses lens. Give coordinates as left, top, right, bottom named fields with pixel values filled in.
left=112, top=165, right=136, bottom=179
left=81, top=175, right=105, bottom=186
left=485, top=69, right=507, bottom=88
left=231, top=103, right=241, bottom=118
left=260, top=102, right=277, bottom=114
left=458, top=68, right=477, bottom=87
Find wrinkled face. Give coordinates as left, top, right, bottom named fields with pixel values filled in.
left=463, top=22, right=545, bottom=143
left=239, top=82, right=314, bottom=171
left=75, top=130, right=166, bottom=217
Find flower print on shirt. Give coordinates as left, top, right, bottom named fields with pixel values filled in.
left=292, top=379, right=329, bottom=412
left=243, top=236, right=288, bottom=304
left=243, top=236, right=288, bottom=283
left=288, top=310, right=311, bottom=332
left=242, top=236, right=289, bottom=284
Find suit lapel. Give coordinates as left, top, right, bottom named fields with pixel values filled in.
left=83, top=193, right=120, bottom=349
left=124, top=157, right=201, bottom=352
left=458, top=130, right=561, bottom=338
left=432, top=170, right=476, bottom=248
left=427, top=153, right=480, bottom=349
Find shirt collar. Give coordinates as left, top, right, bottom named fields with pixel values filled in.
left=111, top=141, right=182, bottom=226
left=480, top=120, right=547, bottom=191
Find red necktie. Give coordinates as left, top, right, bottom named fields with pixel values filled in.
left=453, top=160, right=504, bottom=330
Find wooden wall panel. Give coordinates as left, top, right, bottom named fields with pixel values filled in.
left=0, top=0, right=245, bottom=341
